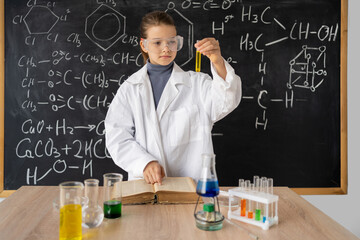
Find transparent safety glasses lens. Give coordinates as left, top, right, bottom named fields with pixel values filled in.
left=142, top=35, right=183, bottom=52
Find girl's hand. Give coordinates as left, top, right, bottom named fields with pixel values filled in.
left=194, top=38, right=223, bottom=65
left=195, top=37, right=227, bottom=80
left=143, top=161, right=165, bottom=185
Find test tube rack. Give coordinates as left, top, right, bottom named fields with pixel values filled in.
left=228, top=187, right=279, bottom=230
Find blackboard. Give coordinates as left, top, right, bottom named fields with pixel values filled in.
left=1, top=0, right=347, bottom=195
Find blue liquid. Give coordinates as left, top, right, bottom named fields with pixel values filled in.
left=196, top=180, right=219, bottom=197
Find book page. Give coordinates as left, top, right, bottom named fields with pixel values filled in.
left=154, top=177, right=196, bottom=193
left=121, top=179, right=154, bottom=197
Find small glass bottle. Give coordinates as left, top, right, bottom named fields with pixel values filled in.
left=82, top=179, right=104, bottom=228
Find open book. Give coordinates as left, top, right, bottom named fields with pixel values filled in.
left=118, top=177, right=199, bottom=204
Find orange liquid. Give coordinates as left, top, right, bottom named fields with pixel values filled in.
left=59, top=204, right=82, bottom=240
left=241, top=199, right=246, bottom=217
left=248, top=211, right=253, bottom=219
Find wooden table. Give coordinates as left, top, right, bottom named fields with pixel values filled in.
left=0, top=186, right=358, bottom=240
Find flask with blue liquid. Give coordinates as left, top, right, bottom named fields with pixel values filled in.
left=194, top=154, right=224, bottom=231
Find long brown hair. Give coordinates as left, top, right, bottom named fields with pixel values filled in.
left=140, top=11, right=175, bottom=64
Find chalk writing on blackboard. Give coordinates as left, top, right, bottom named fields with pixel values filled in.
left=166, top=3, right=194, bottom=66
left=85, top=4, right=126, bottom=51
left=288, top=46, right=327, bottom=92
left=4, top=0, right=342, bottom=189
left=24, top=6, right=59, bottom=35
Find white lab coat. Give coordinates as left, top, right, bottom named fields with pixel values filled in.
left=105, top=60, right=242, bottom=180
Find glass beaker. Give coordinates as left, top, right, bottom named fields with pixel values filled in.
left=82, top=179, right=104, bottom=228
left=59, top=181, right=84, bottom=240
left=103, top=173, right=123, bottom=219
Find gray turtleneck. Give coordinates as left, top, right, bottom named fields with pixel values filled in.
left=147, top=60, right=174, bottom=109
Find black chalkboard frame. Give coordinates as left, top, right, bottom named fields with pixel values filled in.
left=0, top=0, right=348, bottom=196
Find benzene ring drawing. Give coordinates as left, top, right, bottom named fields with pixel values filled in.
left=23, top=6, right=59, bottom=35
left=85, top=4, right=126, bottom=51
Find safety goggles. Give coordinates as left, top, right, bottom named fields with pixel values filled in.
left=141, top=35, right=183, bottom=52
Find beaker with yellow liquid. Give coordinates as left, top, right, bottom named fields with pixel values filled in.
left=59, top=181, right=84, bottom=240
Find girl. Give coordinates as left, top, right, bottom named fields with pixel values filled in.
left=105, top=11, right=242, bottom=185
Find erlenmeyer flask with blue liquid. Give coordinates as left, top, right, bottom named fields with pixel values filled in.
left=196, top=154, right=220, bottom=197
left=194, top=154, right=224, bottom=231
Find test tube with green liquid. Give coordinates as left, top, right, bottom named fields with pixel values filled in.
left=196, top=41, right=201, bottom=72
left=254, top=177, right=261, bottom=221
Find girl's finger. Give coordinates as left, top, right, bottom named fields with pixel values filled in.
left=154, top=167, right=162, bottom=184
left=199, top=44, right=219, bottom=54
left=194, top=38, right=208, bottom=48
left=195, top=38, right=217, bottom=48
left=202, top=51, right=212, bottom=56
left=198, top=41, right=220, bottom=53
left=156, top=174, right=162, bottom=185
left=147, top=172, right=155, bottom=184
left=197, top=39, right=214, bottom=50
left=144, top=174, right=150, bottom=184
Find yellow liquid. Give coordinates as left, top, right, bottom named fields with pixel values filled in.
left=196, top=50, right=201, bottom=72
left=60, top=204, right=82, bottom=240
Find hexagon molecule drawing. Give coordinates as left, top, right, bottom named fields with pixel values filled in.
left=85, top=4, right=126, bottom=51
left=23, top=6, right=59, bottom=34
left=165, top=2, right=194, bottom=67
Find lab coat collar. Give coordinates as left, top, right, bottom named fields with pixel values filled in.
left=126, top=62, right=192, bottom=88
left=170, top=63, right=192, bottom=88
left=126, top=61, right=192, bottom=120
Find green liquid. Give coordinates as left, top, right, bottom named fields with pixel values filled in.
left=104, top=200, right=122, bottom=219
left=255, top=209, right=261, bottom=221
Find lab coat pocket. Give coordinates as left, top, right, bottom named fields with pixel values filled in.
left=169, top=105, right=201, bottom=147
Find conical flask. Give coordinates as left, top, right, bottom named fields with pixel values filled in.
left=194, top=154, right=224, bottom=231
left=196, top=154, right=219, bottom=197
left=82, top=179, right=104, bottom=228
